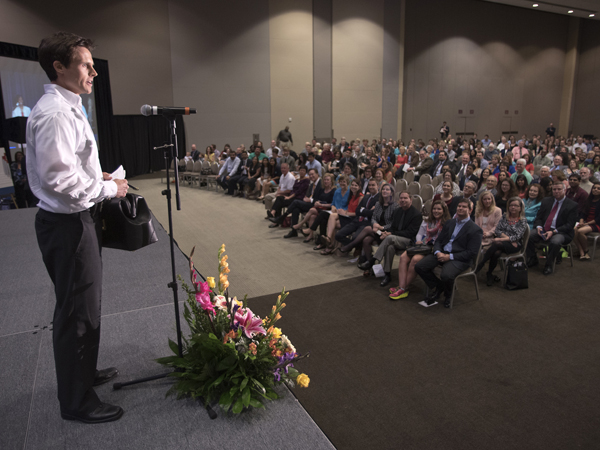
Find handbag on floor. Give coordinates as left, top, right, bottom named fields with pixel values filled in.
left=101, top=194, right=158, bottom=251
left=505, top=261, right=528, bottom=290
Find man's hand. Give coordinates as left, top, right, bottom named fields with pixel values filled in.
left=285, top=195, right=293, bottom=200
left=114, top=179, right=129, bottom=198
left=103, top=172, right=112, bottom=181
left=226, top=176, right=230, bottom=180
left=543, top=230, right=554, bottom=240
left=436, top=252, right=450, bottom=262
left=303, top=196, right=311, bottom=203
left=381, top=231, right=391, bottom=239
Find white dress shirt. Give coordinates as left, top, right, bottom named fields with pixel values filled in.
left=278, top=172, right=296, bottom=191
left=26, top=84, right=117, bottom=214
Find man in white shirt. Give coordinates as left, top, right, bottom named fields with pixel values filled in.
left=27, top=32, right=128, bottom=424
left=217, top=148, right=241, bottom=193
left=264, top=162, right=295, bottom=214
left=265, top=140, right=280, bottom=158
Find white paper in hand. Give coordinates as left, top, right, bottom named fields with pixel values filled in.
left=110, top=165, right=126, bottom=180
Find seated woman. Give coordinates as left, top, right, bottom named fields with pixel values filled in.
left=380, top=160, right=394, bottom=184
left=257, top=157, right=281, bottom=200
left=310, top=175, right=350, bottom=250
left=574, top=182, right=600, bottom=260
left=502, top=153, right=516, bottom=173
left=255, top=158, right=273, bottom=200
left=294, top=173, right=336, bottom=242
left=389, top=200, right=451, bottom=300
left=433, top=180, right=454, bottom=210
left=514, top=174, right=529, bottom=198
left=336, top=163, right=356, bottom=187
left=475, top=191, right=502, bottom=246
left=564, top=159, right=579, bottom=178
left=319, top=179, right=364, bottom=254
left=551, top=169, right=569, bottom=189
left=326, top=149, right=342, bottom=175
left=495, top=178, right=519, bottom=213
left=523, top=183, right=545, bottom=229
left=433, top=169, right=461, bottom=197
left=476, top=168, right=492, bottom=193
left=373, top=168, right=385, bottom=191
left=522, top=153, right=535, bottom=175
left=476, top=197, right=528, bottom=286
left=336, top=183, right=398, bottom=264
left=588, top=154, right=600, bottom=174
left=244, top=155, right=262, bottom=198
left=394, top=146, right=409, bottom=177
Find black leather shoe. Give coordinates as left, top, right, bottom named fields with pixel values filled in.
left=61, top=403, right=124, bottom=424
left=543, top=265, right=553, bottom=275
left=268, top=223, right=279, bottom=228
left=357, top=259, right=374, bottom=271
left=268, top=217, right=279, bottom=224
left=444, top=298, right=451, bottom=308
left=284, top=230, right=298, bottom=239
left=486, top=273, right=494, bottom=286
left=94, top=367, right=119, bottom=386
left=527, top=257, right=539, bottom=268
left=555, top=255, right=563, bottom=265
left=380, top=274, right=392, bottom=287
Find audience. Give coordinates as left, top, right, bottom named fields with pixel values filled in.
left=524, top=184, right=545, bottom=229
left=574, top=182, right=600, bottom=260
left=475, top=191, right=502, bottom=246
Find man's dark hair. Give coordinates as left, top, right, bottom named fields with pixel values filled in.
left=308, top=168, right=318, bottom=175
left=39, top=32, right=95, bottom=81
left=439, top=150, right=447, bottom=158
left=457, top=197, right=472, bottom=209
left=569, top=173, right=581, bottom=182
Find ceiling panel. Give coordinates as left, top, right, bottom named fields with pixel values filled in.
left=480, top=0, right=599, bottom=20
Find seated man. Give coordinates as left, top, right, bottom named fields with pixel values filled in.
left=526, top=181, right=578, bottom=275
left=264, top=162, right=295, bottom=215
left=267, top=166, right=309, bottom=225
left=269, top=169, right=322, bottom=235
left=217, top=149, right=241, bottom=193
left=566, top=173, right=588, bottom=212
left=510, top=158, right=533, bottom=184
left=228, top=150, right=251, bottom=196
left=358, top=191, right=422, bottom=287
left=415, top=198, right=483, bottom=308
left=335, top=179, right=379, bottom=255
left=449, top=180, right=477, bottom=218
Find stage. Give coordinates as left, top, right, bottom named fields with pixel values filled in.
left=0, top=208, right=333, bottom=450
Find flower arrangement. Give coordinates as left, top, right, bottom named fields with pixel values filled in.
left=157, top=244, right=309, bottom=414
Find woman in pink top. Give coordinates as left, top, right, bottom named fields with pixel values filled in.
left=475, top=191, right=502, bottom=246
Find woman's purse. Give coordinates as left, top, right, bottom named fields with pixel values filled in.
left=405, top=243, right=433, bottom=257
left=101, top=194, right=158, bottom=251
left=505, top=261, right=528, bottom=290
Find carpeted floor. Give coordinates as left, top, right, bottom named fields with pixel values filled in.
left=248, top=263, right=600, bottom=450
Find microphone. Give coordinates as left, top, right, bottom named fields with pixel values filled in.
left=153, top=144, right=174, bottom=150
left=140, top=105, right=196, bottom=116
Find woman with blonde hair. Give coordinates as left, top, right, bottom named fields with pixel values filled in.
left=475, top=191, right=502, bottom=246
left=476, top=197, right=528, bottom=286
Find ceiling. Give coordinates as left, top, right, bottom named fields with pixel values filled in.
left=480, top=0, right=600, bottom=20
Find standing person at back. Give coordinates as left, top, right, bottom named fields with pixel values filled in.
left=27, top=32, right=129, bottom=423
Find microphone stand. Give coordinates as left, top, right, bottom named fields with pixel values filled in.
left=113, top=113, right=216, bottom=419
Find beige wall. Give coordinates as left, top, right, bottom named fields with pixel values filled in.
left=403, top=0, right=568, bottom=142
left=269, top=0, right=313, bottom=149
left=572, top=19, right=600, bottom=137
left=0, top=0, right=174, bottom=115
left=332, top=0, right=384, bottom=141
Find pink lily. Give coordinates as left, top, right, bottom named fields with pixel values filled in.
left=234, top=308, right=266, bottom=338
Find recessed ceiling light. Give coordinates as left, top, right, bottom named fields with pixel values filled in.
left=590, top=14, right=595, bottom=17
left=532, top=3, right=538, bottom=7
left=568, top=10, right=574, bottom=13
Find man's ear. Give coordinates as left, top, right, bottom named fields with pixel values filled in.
left=53, top=60, right=64, bottom=76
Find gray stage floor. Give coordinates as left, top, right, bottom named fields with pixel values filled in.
left=0, top=208, right=334, bottom=450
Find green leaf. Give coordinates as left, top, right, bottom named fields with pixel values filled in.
left=219, top=391, right=233, bottom=411
left=252, top=378, right=266, bottom=394
left=168, top=339, right=180, bottom=355
left=217, top=354, right=237, bottom=371
left=240, top=377, right=248, bottom=391
left=242, top=387, right=251, bottom=407
left=232, top=397, right=244, bottom=414
left=249, top=398, right=264, bottom=409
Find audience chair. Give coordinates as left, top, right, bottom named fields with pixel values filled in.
left=422, top=199, right=432, bottom=219
left=419, top=173, right=432, bottom=186
left=199, top=161, right=212, bottom=188
left=403, top=170, right=415, bottom=184
left=160, top=159, right=175, bottom=184
left=587, top=233, right=600, bottom=261
left=179, top=160, right=194, bottom=184
left=447, top=242, right=483, bottom=309
left=535, top=241, right=574, bottom=272
left=389, top=177, right=396, bottom=190
left=206, top=163, right=219, bottom=190
left=499, top=226, right=530, bottom=287
left=397, top=179, right=408, bottom=193
left=432, top=174, right=443, bottom=188
left=407, top=181, right=421, bottom=196
left=420, top=184, right=434, bottom=202
left=412, top=195, right=423, bottom=214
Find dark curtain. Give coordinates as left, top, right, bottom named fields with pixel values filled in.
left=112, top=115, right=186, bottom=177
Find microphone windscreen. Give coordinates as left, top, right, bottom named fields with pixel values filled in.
left=140, top=104, right=152, bottom=116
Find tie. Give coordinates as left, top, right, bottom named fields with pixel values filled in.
left=544, top=201, right=559, bottom=231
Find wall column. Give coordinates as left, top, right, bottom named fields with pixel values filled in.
left=558, top=17, right=580, bottom=136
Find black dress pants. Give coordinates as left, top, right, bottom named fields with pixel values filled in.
left=35, top=208, right=103, bottom=413
left=415, top=253, right=469, bottom=298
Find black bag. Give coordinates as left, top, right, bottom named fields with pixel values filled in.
left=101, top=194, right=158, bottom=251
left=406, top=244, right=433, bottom=257
left=505, top=261, right=528, bottom=290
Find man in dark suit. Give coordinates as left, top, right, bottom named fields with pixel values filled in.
left=406, top=149, right=433, bottom=182
left=190, top=144, right=200, bottom=161
left=359, top=192, right=422, bottom=287
left=415, top=198, right=483, bottom=308
left=335, top=179, right=379, bottom=257
left=430, top=150, right=452, bottom=177
left=339, top=148, right=357, bottom=176
left=229, top=150, right=252, bottom=196
left=458, top=163, right=479, bottom=191
left=273, top=169, right=322, bottom=237
left=526, top=181, right=578, bottom=275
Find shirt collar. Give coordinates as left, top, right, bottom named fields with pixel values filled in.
left=456, top=217, right=470, bottom=225
left=45, top=83, right=82, bottom=109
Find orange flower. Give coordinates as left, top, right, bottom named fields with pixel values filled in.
left=249, top=342, right=257, bottom=355
left=223, top=330, right=236, bottom=344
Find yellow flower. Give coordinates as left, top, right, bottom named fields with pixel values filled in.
left=220, top=244, right=226, bottom=252
left=296, top=373, right=310, bottom=388
left=206, top=277, right=215, bottom=289
left=271, top=327, right=282, bottom=339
